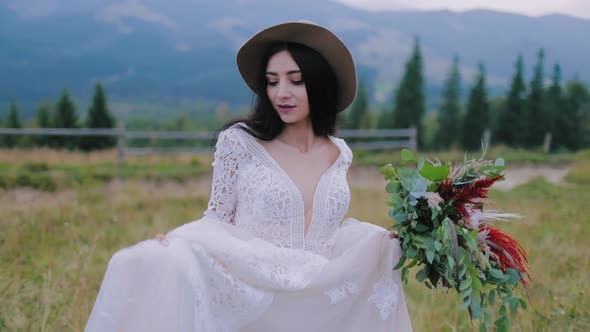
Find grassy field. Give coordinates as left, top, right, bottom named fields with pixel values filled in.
left=0, top=148, right=588, bottom=331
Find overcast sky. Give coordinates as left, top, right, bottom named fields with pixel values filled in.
left=337, top=0, right=590, bottom=19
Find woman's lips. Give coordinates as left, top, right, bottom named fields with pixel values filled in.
left=278, top=104, right=295, bottom=113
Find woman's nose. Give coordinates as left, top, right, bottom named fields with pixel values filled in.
left=276, top=81, right=291, bottom=98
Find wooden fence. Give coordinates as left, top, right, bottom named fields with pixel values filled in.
left=0, top=127, right=417, bottom=163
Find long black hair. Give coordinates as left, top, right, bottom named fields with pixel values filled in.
left=217, top=42, right=339, bottom=141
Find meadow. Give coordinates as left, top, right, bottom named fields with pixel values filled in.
left=0, top=148, right=588, bottom=331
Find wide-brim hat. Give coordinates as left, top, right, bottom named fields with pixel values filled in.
left=237, top=20, right=357, bottom=112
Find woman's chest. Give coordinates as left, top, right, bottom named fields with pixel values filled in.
left=236, top=159, right=350, bottom=221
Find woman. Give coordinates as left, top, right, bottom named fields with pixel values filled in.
left=85, top=21, right=412, bottom=331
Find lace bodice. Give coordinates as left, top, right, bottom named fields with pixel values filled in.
left=204, top=123, right=352, bottom=253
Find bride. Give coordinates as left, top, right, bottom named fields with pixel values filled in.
left=85, top=20, right=413, bottom=331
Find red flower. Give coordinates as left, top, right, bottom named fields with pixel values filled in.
left=482, top=226, right=531, bottom=286
left=438, top=176, right=503, bottom=217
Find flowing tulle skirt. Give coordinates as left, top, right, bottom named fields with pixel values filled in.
left=85, top=218, right=412, bottom=331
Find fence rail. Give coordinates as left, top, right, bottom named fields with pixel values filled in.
left=0, top=127, right=417, bottom=163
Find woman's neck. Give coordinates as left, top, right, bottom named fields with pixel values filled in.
left=277, top=120, right=321, bottom=153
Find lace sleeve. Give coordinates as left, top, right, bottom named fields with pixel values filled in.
left=341, top=138, right=354, bottom=168
left=203, top=129, right=241, bottom=224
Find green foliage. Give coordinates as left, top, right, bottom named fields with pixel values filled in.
left=51, top=90, right=79, bottom=149
left=35, top=103, right=52, bottom=146
left=526, top=49, right=548, bottom=148
left=391, top=38, right=426, bottom=148
left=1, top=100, right=22, bottom=148
left=462, top=63, right=490, bottom=151
left=434, top=55, right=462, bottom=150
left=382, top=149, right=527, bottom=330
left=343, top=79, right=370, bottom=130
left=79, top=82, right=117, bottom=151
left=0, top=157, right=208, bottom=191
left=560, top=80, right=590, bottom=150
left=495, top=54, right=527, bottom=147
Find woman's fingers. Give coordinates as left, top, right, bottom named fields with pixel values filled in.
left=155, top=233, right=169, bottom=247
left=389, top=230, right=399, bottom=239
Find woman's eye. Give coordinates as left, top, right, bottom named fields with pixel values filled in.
left=267, top=81, right=278, bottom=86
left=292, top=79, right=304, bottom=85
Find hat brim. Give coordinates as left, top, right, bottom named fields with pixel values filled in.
left=237, top=21, right=357, bottom=113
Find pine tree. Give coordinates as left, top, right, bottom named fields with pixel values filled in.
left=35, top=103, right=51, bottom=147
left=547, top=64, right=565, bottom=150
left=392, top=38, right=426, bottom=148
left=462, top=63, right=489, bottom=151
left=495, top=54, right=527, bottom=147
left=344, top=79, right=369, bottom=130
left=526, top=49, right=548, bottom=147
left=2, top=101, right=22, bottom=148
left=434, top=55, right=461, bottom=150
left=377, top=107, right=393, bottom=129
left=52, top=89, right=79, bottom=149
left=563, top=80, right=590, bottom=150
left=80, top=82, right=116, bottom=151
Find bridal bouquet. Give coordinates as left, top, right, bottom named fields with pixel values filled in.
left=380, top=149, right=530, bottom=332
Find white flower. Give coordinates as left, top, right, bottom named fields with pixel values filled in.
left=426, top=192, right=443, bottom=208
left=468, top=208, right=483, bottom=229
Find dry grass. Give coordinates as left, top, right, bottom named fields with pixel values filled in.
left=0, top=152, right=589, bottom=331
left=0, top=148, right=213, bottom=165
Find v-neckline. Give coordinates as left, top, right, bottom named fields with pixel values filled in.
left=242, top=131, right=343, bottom=241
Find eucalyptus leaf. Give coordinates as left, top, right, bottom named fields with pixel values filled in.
left=394, top=256, right=406, bottom=269
left=401, top=149, right=415, bottom=162
left=419, top=162, right=451, bottom=181
left=386, top=181, right=401, bottom=194
left=389, top=209, right=408, bottom=223
left=494, top=316, right=509, bottom=332
left=509, top=298, right=520, bottom=313
left=405, top=247, right=417, bottom=258
left=434, top=241, right=442, bottom=251
left=426, top=251, right=435, bottom=264
left=397, top=168, right=429, bottom=193
left=401, top=267, right=409, bottom=284
left=505, top=268, right=520, bottom=285
left=459, top=278, right=471, bottom=291
left=414, top=223, right=430, bottom=232
left=489, top=269, right=504, bottom=280
left=460, top=297, right=472, bottom=310
left=488, top=290, right=496, bottom=305
left=471, top=276, right=483, bottom=291
left=416, top=268, right=428, bottom=282
left=447, top=255, right=455, bottom=269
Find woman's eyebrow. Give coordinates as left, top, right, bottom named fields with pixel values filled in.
left=265, top=70, right=302, bottom=76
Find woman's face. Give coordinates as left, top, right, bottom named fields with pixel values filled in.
left=265, top=50, right=310, bottom=125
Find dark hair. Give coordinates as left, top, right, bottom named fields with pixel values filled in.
left=217, top=42, right=339, bottom=141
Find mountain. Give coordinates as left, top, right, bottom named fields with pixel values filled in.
left=1, top=0, right=589, bottom=119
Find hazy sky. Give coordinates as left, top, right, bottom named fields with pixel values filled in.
left=337, top=0, right=590, bottom=19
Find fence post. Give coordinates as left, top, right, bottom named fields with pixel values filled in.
left=543, top=132, right=552, bottom=153
left=482, top=128, right=491, bottom=149
left=117, top=122, right=126, bottom=164
left=408, top=127, right=418, bottom=151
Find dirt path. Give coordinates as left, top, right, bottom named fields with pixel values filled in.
left=347, top=164, right=573, bottom=191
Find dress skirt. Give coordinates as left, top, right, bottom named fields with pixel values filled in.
left=85, top=218, right=413, bottom=332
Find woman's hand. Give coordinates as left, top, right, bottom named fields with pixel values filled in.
left=155, top=233, right=169, bottom=247
left=389, top=230, right=399, bottom=239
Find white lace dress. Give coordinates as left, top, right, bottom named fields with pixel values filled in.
left=85, top=124, right=413, bottom=332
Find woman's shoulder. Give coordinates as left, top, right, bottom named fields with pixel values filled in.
left=329, top=135, right=353, bottom=165
left=218, top=122, right=249, bottom=141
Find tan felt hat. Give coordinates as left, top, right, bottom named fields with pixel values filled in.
left=236, top=20, right=357, bottom=112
